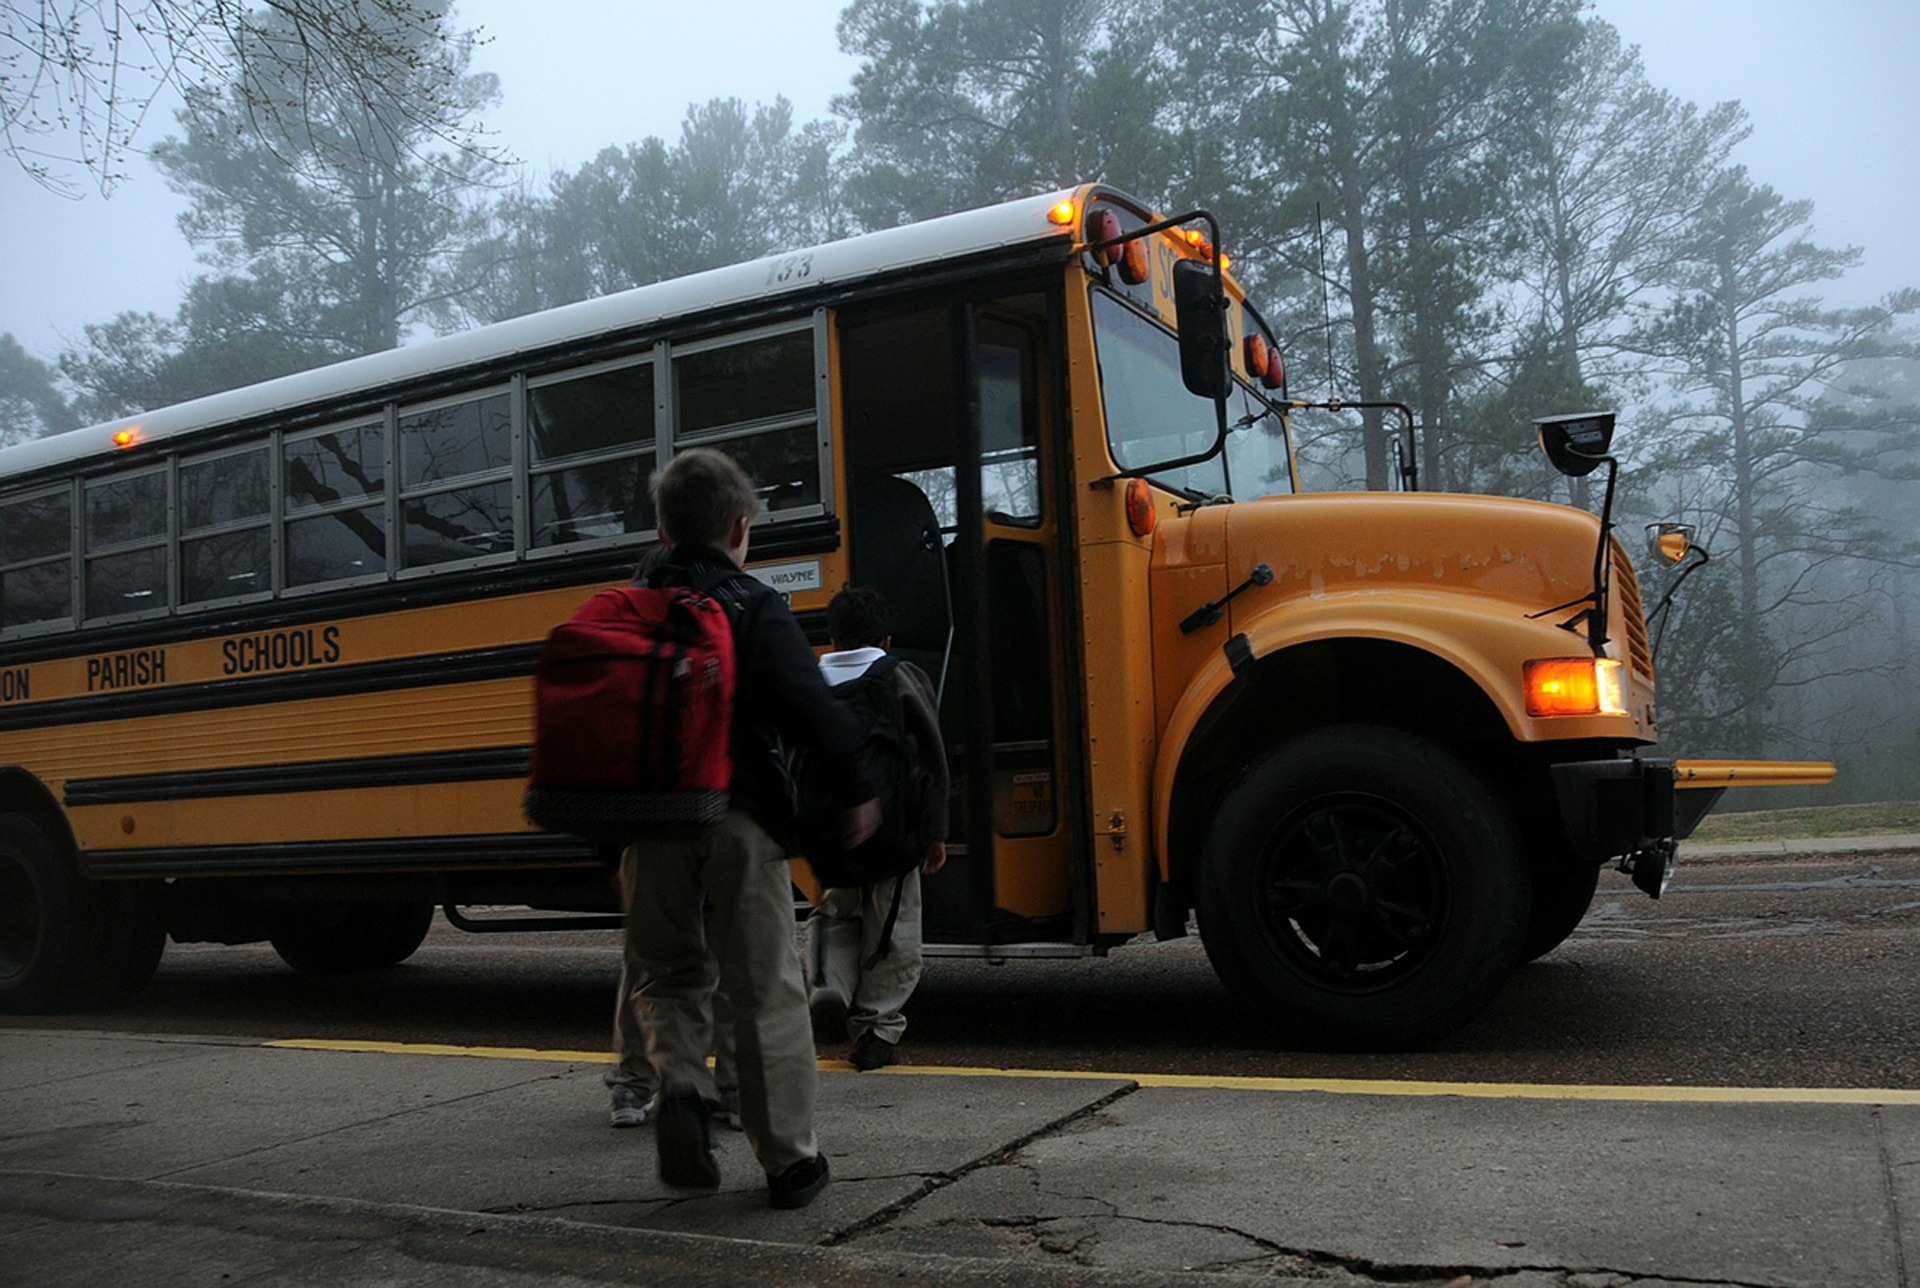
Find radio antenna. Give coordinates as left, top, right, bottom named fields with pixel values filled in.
left=1316, top=203, right=1336, bottom=401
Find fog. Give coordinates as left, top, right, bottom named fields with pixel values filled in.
left=3, top=0, right=1917, bottom=797
left=2, top=0, right=1916, bottom=359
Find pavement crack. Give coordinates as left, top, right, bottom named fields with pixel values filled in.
left=1054, top=1205, right=1792, bottom=1288
left=976, top=1212, right=1101, bottom=1264
left=1876, top=1107, right=1913, bottom=1288
left=815, top=1080, right=1140, bottom=1248
left=1193, top=1240, right=1789, bottom=1287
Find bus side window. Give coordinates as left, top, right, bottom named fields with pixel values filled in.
left=181, top=447, right=270, bottom=604
left=285, top=422, right=388, bottom=587
left=399, top=392, right=513, bottom=568
left=978, top=332, right=1041, bottom=526
left=673, top=326, right=824, bottom=517
left=528, top=360, right=656, bottom=547
left=0, top=488, right=74, bottom=629
left=83, top=469, right=169, bottom=619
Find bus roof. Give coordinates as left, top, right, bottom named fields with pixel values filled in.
left=1, top=186, right=1092, bottom=484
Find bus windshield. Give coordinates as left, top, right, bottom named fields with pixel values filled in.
left=1090, top=290, right=1293, bottom=501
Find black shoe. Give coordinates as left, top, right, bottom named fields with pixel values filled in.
left=655, top=1092, right=719, bottom=1190
left=809, top=987, right=849, bottom=1044
left=768, top=1153, right=830, bottom=1209
left=850, top=1032, right=898, bottom=1071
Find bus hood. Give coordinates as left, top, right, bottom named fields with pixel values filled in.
left=1149, top=490, right=1656, bottom=743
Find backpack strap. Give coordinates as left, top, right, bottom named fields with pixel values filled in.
left=864, top=872, right=909, bottom=971
left=645, top=559, right=751, bottom=628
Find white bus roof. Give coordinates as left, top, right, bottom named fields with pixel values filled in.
left=1, top=187, right=1090, bottom=482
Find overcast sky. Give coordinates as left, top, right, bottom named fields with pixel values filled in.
left=2, top=0, right=1915, bottom=362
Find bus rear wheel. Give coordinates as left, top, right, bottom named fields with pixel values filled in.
left=1196, top=725, right=1530, bottom=1050
left=269, top=900, right=436, bottom=974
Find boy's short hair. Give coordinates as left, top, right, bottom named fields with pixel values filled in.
left=651, top=448, right=758, bottom=547
left=827, top=585, right=894, bottom=650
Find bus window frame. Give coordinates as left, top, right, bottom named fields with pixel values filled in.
left=0, top=480, right=78, bottom=637
left=177, top=441, right=275, bottom=611
left=663, top=313, right=833, bottom=525
left=280, top=412, right=395, bottom=598
left=81, top=462, right=173, bottom=624
left=524, top=351, right=659, bottom=558
left=1088, top=283, right=1296, bottom=502
left=0, top=309, right=839, bottom=639
left=393, top=381, right=519, bottom=578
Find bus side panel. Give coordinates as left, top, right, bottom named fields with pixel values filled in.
left=1075, top=534, right=1158, bottom=933
left=1063, top=270, right=1172, bottom=934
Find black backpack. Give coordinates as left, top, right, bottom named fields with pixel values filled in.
left=791, top=655, right=943, bottom=890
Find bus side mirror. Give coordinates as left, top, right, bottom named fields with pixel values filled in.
left=1648, top=523, right=1697, bottom=566
left=1174, top=258, right=1228, bottom=400
left=1536, top=411, right=1616, bottom=478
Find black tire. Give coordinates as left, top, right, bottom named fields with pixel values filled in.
left=1196, top=725, right=1530, bottom=1050
left=269, top=900, right=435, bottom=974
left=68, top=880, right=167, bottom=1006
left=1520, top=854, right=1602, bottom=963
left=0, top=814, right=90, bottom=1012
left=0, top=815, right=164, bottom=1012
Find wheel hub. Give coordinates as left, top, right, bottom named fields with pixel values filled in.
left=1250, top=798, right=1448, bottom=986
left=1325, top=870, right=1369, bottom=912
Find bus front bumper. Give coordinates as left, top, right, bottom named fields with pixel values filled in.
left=1549, top=756, right=1837, bottom=898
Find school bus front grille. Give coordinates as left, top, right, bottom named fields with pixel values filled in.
left=1613, top=545, right=1652, bottom=682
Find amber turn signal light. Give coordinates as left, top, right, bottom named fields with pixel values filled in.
left=1524, top=658, right=1626, bottom=717
left=1125, top=477, right=1156, bottom=537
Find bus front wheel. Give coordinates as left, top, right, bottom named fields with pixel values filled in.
left=0, top=814, right=165, bottom=1012
left=269, top=900, right=436, bottom=974
left=1521, top=850, right=1602, bottom=963
left=1196, top=725, right=1530, bottom=1050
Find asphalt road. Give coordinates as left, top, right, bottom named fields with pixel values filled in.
left=9, top=850, right=1919, bottom=1090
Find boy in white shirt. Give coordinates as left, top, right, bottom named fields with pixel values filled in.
left=805, top=586, right=948, bottom=1070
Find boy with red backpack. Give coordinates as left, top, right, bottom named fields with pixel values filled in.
left=581, top=447, right=877, bottom=1209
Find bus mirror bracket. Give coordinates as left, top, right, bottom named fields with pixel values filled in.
left=1643, top=523, right=1712, bottom=663
left=1531, top=412, right=1620, bottom=652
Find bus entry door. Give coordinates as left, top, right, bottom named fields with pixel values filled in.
left=840, top=299, right=1079, bottom=945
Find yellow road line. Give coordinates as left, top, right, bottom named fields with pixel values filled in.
left=264, top=1039, right=1920, bottom=1106
left=270, top=1038, right=609, bottom=1063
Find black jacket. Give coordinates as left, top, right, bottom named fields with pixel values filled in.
left=647, top=544, right=874, bottom=842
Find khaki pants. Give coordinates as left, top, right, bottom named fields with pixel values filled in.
left=622, top=810, right=816, bottom=1173
left=807, top=870, right=924, bottom=1046
left=608, top=932, right=736, bottom=1101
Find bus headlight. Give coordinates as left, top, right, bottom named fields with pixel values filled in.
left=1525, top=657, right=1627, bottom=718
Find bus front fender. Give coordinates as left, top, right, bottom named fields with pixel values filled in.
left=1150, top=592, right=1640, bottom=874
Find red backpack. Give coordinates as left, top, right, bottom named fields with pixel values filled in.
left=523, top=583, right=737, bottom=839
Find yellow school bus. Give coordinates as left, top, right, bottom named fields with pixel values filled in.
left=0, top=185, right=1831, bottom=1045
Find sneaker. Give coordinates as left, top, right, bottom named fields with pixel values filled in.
left=655, top=1092, right=720, bottom=1190
left=714, top=1088, right=744, bottom=1132
left=850, top=1032, right=898, bottom=1071
left=809, top=987, right=849, bottom=1044
left=768, top=1153, right=830, bottom=1209
left=608, top=1085, right=656, bottom=1129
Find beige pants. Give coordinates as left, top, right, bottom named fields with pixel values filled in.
left=608, top=929, right=736, bottom=1099
left=622, top=810, right=816, bottom=1173
left=807, top=870, right=924, bottom=1046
